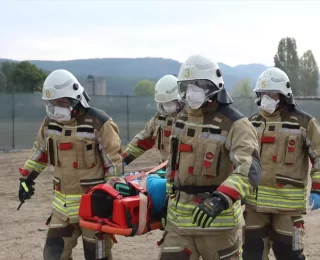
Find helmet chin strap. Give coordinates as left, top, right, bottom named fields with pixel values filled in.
left=70, top=100, right=83, bottom=118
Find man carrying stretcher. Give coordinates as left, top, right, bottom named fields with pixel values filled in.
left=79, top=74, right=188, bottom=238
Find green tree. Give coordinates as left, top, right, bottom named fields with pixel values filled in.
left=300, top=50, right=319, bottom=96
left=0, top=70, right=6, bottom=91
left=1, top=61, right=16, bottom=91
left=274, top=37, right=301, bottom=95
left=11, top=61, right=48, bottom=92
left=231, top=78, right=253, bottom=97
left=134, top=79, right=156, bottom=96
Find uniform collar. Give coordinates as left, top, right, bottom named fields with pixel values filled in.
left=259, top=105, right=289, bottom=120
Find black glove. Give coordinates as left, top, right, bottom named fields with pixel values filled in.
left=18, top=178, right=35, bottom=202
left=192, top=193, right=229, bottom=228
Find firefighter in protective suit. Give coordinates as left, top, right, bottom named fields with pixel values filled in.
left=159, top=54, right=262, bottom=260
left=242, top=67, right=320, bottom=260
left=18, top=69, right=122, bottom=260
left=122, top=74, right=185, bottom=168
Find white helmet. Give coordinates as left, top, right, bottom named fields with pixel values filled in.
left=254, top=67, right=295, bottom=105
left=42, top=69, right=90, bottom=107
left=154, top=75, right=179, bottom=103
left=177, top=55, right=228, bottom=108
left=42, top=69, right=90, bottom=121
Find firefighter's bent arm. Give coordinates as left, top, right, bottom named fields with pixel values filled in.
left=122, top=113, right=157, bottom=165
left=216, top=118, right=262, bottom=205
left=306, top=118, right=320, bottom=193
left=20, top=117, right=49, bottom=182
left=97, top=119, right=123, bottom=178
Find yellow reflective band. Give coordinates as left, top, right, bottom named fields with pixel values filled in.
left=128, top=143, right=145, bottom=158
left=166, top=182, right=174, bottom=194
left=52, top=201, right=67, bottom=214
left=54, top=191, right=81, bottom=201
left=311, top=171, right=320, bottom=180
left=227, top=175, right=251, bottom=198
left=25, top=159, right=46, bottom=173
left=53, top=195, right=65, bottom=206
left=167, top=199, right=241, bottom=228
left=244, top=185, right=307, bottom=210
left=22, top=182, right=29, bottom=192
left=52, top=193, right=81, bottom=219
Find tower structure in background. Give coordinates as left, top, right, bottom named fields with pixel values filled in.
left=85, top=75, right=107, bottom=95
left=95, top=77, right=107, bottom=95
left=85, top=75, right=95, bottom=95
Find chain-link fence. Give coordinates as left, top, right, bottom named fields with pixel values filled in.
left=0, top=93, right=319, bottom=150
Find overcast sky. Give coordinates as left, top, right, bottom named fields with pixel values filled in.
left=1, top=0, right=319, bottom=66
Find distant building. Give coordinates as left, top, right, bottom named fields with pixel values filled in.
left=95, top=77, right=107, bottom=96
left=85, top=75, right=107, bottom=95
left=85, top=75, right=95, bottom=96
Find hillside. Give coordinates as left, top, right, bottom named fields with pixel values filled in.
left=0, top=57, right=268, bottom=95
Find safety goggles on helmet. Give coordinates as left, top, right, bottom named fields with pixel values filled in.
left=45, top=97, right=79, bottom=110
left=255, top=91, right=280, bottom=100
left=178, top=79, right=220, bottom=101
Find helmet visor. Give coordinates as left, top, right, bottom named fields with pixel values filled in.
left=255, top=90, right=281, bottom=100
left=178, top=79, right=220, bottom=101
left=44, top=97, right=79, bottom=118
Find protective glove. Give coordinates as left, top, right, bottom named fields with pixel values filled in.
left=18, top=178, right=35, bottom=202
left=309, top=192, right=320, bottom=211
left=192, top=192, right=229, bottom=228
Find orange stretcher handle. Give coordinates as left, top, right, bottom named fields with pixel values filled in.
left=80, top=219, right=162, bottom=236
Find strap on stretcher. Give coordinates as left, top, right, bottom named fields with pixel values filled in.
left=124, top=160, right=168, bottom=182
left=126, top=160, right=167, bottom=235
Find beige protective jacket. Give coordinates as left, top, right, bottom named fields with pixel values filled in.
left=20, top=107, right=123, bottom=223
left=245, top=107, right=320, bottom=214
left=165, top=102, right=262, bottom=234
left=123, top=110, right=187, bottom=164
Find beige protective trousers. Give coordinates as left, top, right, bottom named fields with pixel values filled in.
left=242, top=207, right=306, bottom=260
left=158, top=222, right=241, bottom=260
left=43, top=215, right=113, bottom=260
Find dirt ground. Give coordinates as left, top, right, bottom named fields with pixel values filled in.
left=1, top=149, right=320, bottom=260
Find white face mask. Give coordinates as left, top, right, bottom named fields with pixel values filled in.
left=185, top=84, right=207, bottom=109
left=46, top=105, right=72, bottom=122
left=162, top=101, right=177, bottom=114
left=260, top=95, right=279, bottom=114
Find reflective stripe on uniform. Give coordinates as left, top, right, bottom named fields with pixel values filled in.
left=52, top=191, right=82, bottom=220
left=166, top=182, right=174, bottom=194
left=167, top=197, right=242, bottom=229
left=244, top=185, right=306, bottom=211
left=224, top=175, right=251, bottom=198
left=311, top=171, right=320, bottom=180
left=98, top=137, right=119, bottom=176
left=24, top=159, right=46, bottom=173
left=127, top=143, right=145, bottom=158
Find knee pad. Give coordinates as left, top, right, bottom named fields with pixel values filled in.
left=272, top=241, right=306, bottom=260
left=83, top=240, right=96, bottom=260
left=242, top=236, right=264, bottom=260
left=43, top=237, right=64, bottom=260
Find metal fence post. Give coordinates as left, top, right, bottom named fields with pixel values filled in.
left=12, top=91, right=15, bottom=149
left=126, top=95, right=129, bottom=142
